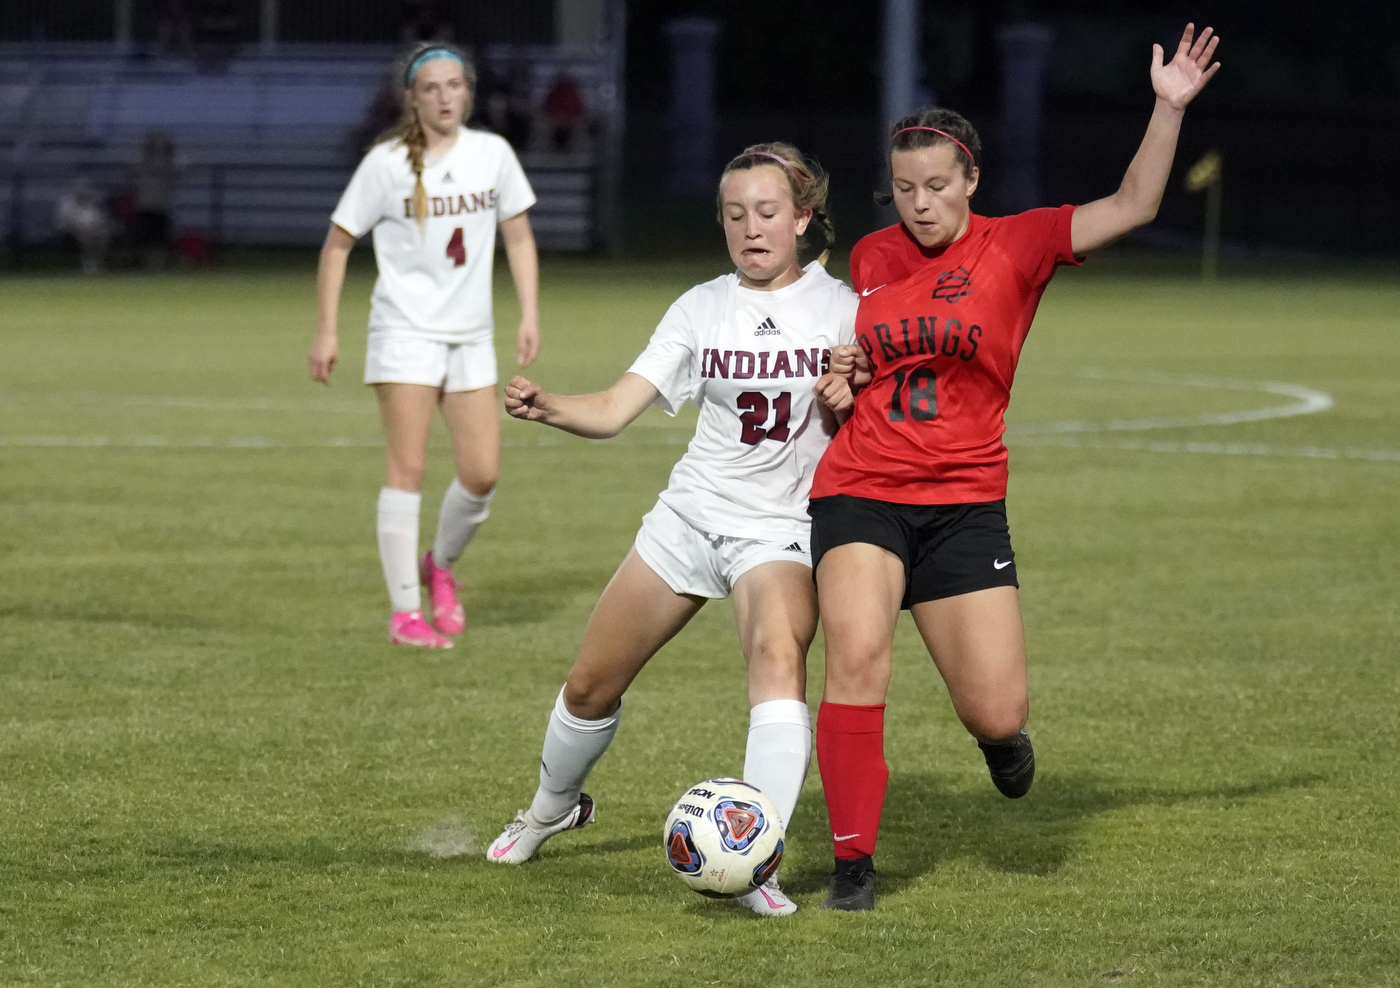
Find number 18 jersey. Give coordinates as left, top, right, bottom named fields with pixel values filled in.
left=813, top=207, right=1080, bottom=506
left=628, top=262, right=858, bottom=542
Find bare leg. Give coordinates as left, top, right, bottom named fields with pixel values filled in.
left=373, top=384, right=438, bottom=618
left=515, top=549, right=705, bottom=829
left=732, top=560, right=818, bottom=706
left=429, top=387, right=500, bottom=588
left=439, top=386, right=500, bottom=496
left=816, top=543, right=906, bottom=704
left=812, top=542, right=906, bottom=869
left=563, top=548, right=707, bottom=719
left=733, top=560, right=819, bottom=841
left=375, top=383, right=438, bottom=492
left=909, top=586, right=1029, bottom=742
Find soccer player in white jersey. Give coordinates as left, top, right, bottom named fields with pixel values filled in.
left=309, top=43, right=542, bottom=648
left=485, top=143, right=858, bottom=917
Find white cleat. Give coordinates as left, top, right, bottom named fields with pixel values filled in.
left=486, top=793, right=595, bottom=864
left=735, top=877, right=798, bottom=917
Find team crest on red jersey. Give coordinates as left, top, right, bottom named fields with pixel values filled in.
left=932, top=266, right=973, bottom=303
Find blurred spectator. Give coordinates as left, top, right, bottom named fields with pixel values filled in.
left=135, top=130, right=179, bottom=271
left=473, top=61, right=505, bottom=132
left=542, top=72, right=587, bottom=152
left=54, top=177, right=111, bottom=275
left=104, top=177, right=140, bottom=269
left=156, top=0, right=193, bottom=57
left=503, top=59, right=534, bottom=151
left=400, top=0, right=454, bottom=44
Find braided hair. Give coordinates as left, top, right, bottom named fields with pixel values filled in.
left=376, top=42, right=477, bottom=229
left=718, top=142, right=835, bottom=267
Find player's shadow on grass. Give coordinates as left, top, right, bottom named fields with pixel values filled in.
left=783, top=770, right=1324, bottom=898
left=463, top=568, right=602, bottom=627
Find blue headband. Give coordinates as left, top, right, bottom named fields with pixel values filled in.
left=405, top=48, right=463, bottom=87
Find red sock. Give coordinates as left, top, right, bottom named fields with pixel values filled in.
left=816, top=701, right=888, bottom=861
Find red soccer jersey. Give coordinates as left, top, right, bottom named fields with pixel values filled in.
left=812, top=206, right=1080, bottom=505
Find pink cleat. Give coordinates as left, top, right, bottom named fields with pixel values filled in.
left=420, top=552, right=466, bottom=636
left=389, top=610, right=454, bottom=649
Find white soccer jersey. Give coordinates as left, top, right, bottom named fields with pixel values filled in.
left=330, top=127, right=536, bottom=344
left=628, top=262, right=858, bottom=542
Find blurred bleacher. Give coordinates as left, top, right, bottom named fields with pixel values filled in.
left=0, top=42, right=602, bottom=251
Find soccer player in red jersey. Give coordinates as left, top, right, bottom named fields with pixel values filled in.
left=810, top=24, right=1222, bottom=910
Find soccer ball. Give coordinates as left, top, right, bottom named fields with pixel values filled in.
left=663, top=778, right=785, bottom=897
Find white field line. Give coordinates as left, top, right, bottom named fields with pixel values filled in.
left=1006, top=370, right=1334, bottom=435
left=0, top=392, right=367, bottom=412
left=5, top=433, right=1393, bottom=464
left=1012, top=436, right=1400, bottom=463
left=0, top=433, right=684, bottom=449
left=0, top=372, right=1389, bottom=464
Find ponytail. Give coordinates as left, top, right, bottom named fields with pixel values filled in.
left=404, top=111, right=429, bottom=229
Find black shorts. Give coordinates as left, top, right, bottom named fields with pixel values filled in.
left=809, top=495, right=1018, bottom=609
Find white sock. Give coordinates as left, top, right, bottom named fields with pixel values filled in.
left=743, top=699, right=812, bottom=829
left=377, top=487, right=421, bottom=613
left=528, top=687, right=622, bottom=826
left=431, top=479, right=493, bottom=568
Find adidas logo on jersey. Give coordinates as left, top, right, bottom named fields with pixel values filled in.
left=754, top=317, right=780, bottom=337
left=782, top=542, right=803, bottom=553
left=442, top=171, right=454, bottom=183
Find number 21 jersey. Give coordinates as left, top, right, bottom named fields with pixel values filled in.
left=330, top=127, right=536, bottom=345
left=629, top=262, right=858, bottom=541
left=813, top=207, right=1080, bottom=505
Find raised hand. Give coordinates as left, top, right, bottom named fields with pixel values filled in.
left=1152, top=23, right=1221, bottom=111
left=504, top=375, right=549, bottom=421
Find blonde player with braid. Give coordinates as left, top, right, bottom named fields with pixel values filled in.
left=311, top=43, right=540, bottom=647
left=485, top=143, right=855, bottom=917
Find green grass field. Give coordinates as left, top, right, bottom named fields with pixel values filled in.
left=1, top=253, right=1397, bottom=987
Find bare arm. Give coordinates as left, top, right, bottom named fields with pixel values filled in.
left=309, top=223, right=356, bottom=383
left=500, top=211, right=541, bottom=367
left=1071, top=24, right=1221, bottom=256
left=504, top=371, right=660, bottom=440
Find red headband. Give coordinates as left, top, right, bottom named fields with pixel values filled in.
left=749, top=150, right=803, bottom=180
left=891, top=126, right=976, bottom=167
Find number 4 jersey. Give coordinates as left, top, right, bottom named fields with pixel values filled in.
left=628, top=262, right=858, bottom=542
left=330, top=127, right=536, bottom=345
left=813, top=207, right=1081, bottom=506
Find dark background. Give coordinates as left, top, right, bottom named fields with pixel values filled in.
left=3, top=0, right=1397, bottom=255
left=622, top=0, right=1400, bottom=255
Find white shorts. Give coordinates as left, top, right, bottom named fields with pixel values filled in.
left=633, top=500, right=812, bottom=600
left=363, top=334, right=498, bottom=392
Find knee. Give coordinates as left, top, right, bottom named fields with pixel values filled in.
left=562, top=676, right=620, bottom=722
left=747, top=640, right=805, bottom=694
left=386, top=456, right=426, bottom=492
left=823, top=640, right=891, bottom=702
left=962, top=698, right=1029, bottom=744
left=458, top=472, right=497, bottom=498
left=386, top=468, right=425, bottom=492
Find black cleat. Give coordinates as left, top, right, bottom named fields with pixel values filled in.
left=979, top=730, right=1035, bottom=798
left=821, top=855, right=878, bottom=912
